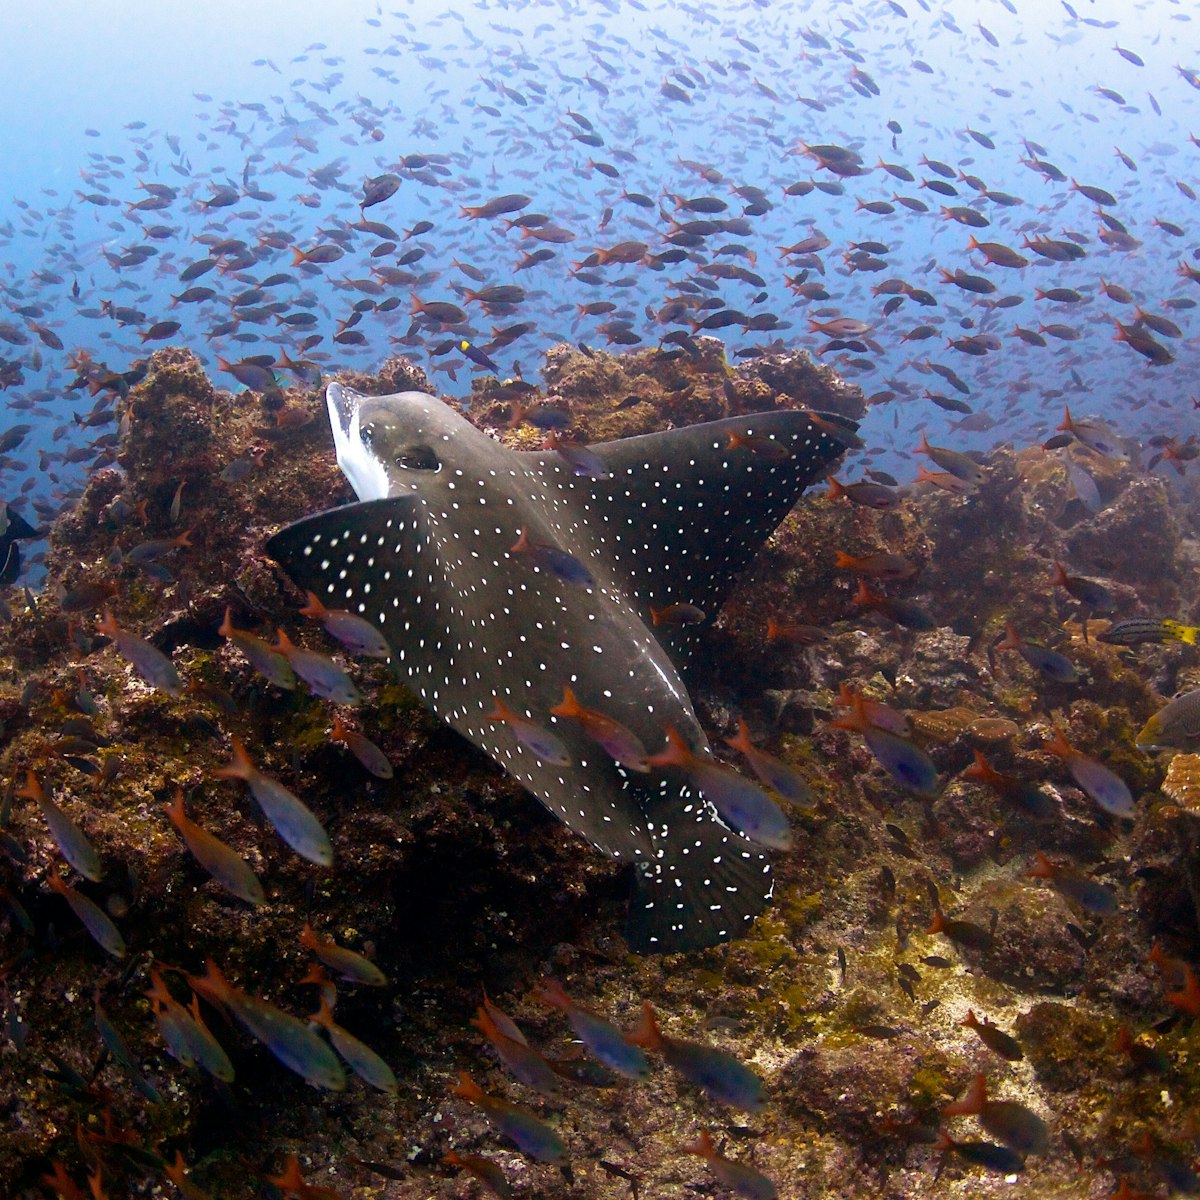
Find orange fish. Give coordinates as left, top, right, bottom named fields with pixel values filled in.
left=825, top=476, right=900, bottom=509
left=647, top=726, right=792, bottom=850
left=46, top=869, right=125, bottom=958
left=765, top=617, right=827, bottom=645
left=1165, top=964, right=1200, bottom=1018
left=684, top=1129, right=776, bottom=1200
left=724, top=719, right=809, bottom=804
left=163, top=789, right=264, bottom=906
left=40, top=1162, right=85, bottom=1200
left=914, top=463, right=976, bottom=496
left=309, top=996, right=396, bottom=1093
left=442, top=1151, right=512, bottom=1199
left=725, top=428, right=791, bottom=461
left=549, top=686, right=649, bottom=772
left=649, top=602, right=706, bottom=626
left=188, top=958, right=345, bottom=1091
left=266, top=1155, right=343, bottom=1200
left=833, top=549, right=916, bottom=581
left=162, top=1151, right=214, bottom=1200
left=299, top=923, right=387, bottom=987
left=628, top=1001, right=765, bottom=1111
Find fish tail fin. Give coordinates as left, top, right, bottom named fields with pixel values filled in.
left=309, top=995, right=335, bottom=1027
left=1027, top=850, right=1054, bottom=879
left=996, top=623, right=1020, bottom=651
left=451, top=1071, right=485, bottom=1102
left=724, top=718, right=754, bottom=755
left=187, top=958, right=234, bottom=1009
left=942, top=1072, right=987, bottom=1117
left=533, top=978, right=570, bottom=1011
left=297, top=590, right=327, bottom=619
left=852, top=578, right=877, bottom=607
left=214, top=737, right=254, bottom=781
left=1165, top=619, right=1198, bottom=645
left=163, top=788, right=186, bottom=826
left=645, top=724, right=692, bottom=770
left=549, top=686, right=583, bottom=719
left=1045, top=726, right=1073, bottom=757
left=469, top=1005, right=498, bottom=1040
left=625, top=1001, right=662, bottom=1049
left=962, top=749, right=991, bottom=781
left=16, top=769, right=42, bottom=802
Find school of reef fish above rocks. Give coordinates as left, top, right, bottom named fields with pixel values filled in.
left=0, top=338, right=1198, bottom=1200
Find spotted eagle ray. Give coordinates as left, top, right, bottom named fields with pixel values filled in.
left=0, top=503, right=39, bottom=586
left=267, top=383, right=852, bottom=952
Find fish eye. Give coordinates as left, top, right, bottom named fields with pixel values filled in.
left=395, top=443, right=441, bottom=472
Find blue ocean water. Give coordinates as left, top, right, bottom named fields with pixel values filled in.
left=2, top=0, right=1198, bottom=563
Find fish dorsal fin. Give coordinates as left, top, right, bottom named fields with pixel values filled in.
left=533, top=409, right=851, bottom=642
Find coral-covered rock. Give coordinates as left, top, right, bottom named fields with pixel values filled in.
left=0, top=340, right=1196, bottom=1200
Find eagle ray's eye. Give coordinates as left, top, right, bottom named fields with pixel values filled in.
left=396, top=443, right=441, bottom=471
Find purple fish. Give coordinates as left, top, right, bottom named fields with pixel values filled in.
left=273, top=629, right=362, bottom=705
left=535, top=979, right=650, bottom=1080
left=629, top=1001, right=765, bottom=1112
left=509, top=528, right=595, bottom=587
left=487, top=697, right=572, bottom=766
left=219, top=607, right=296, bottom=689
left=47, top=871, right=125, bottom=958
left=299, top=591, right=390, bottom=658
left=648, top=727, right=793, bottom=850
left=19, top=772, right=102, bottom=881
left=97, top=609, right=181, bottom=696
left=1046, top=728, right=1134, bottom=817
left=214, top=739, right=334, bottom=865
left=451, top=1072, right=568, bottom=1164
left=189, top=959, right=345, bottom=1091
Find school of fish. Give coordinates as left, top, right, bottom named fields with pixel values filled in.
left=1, top=1, right=1199, bottom=1198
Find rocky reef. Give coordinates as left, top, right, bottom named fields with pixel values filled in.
left=0, top=342, right=1197, bottom=1199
